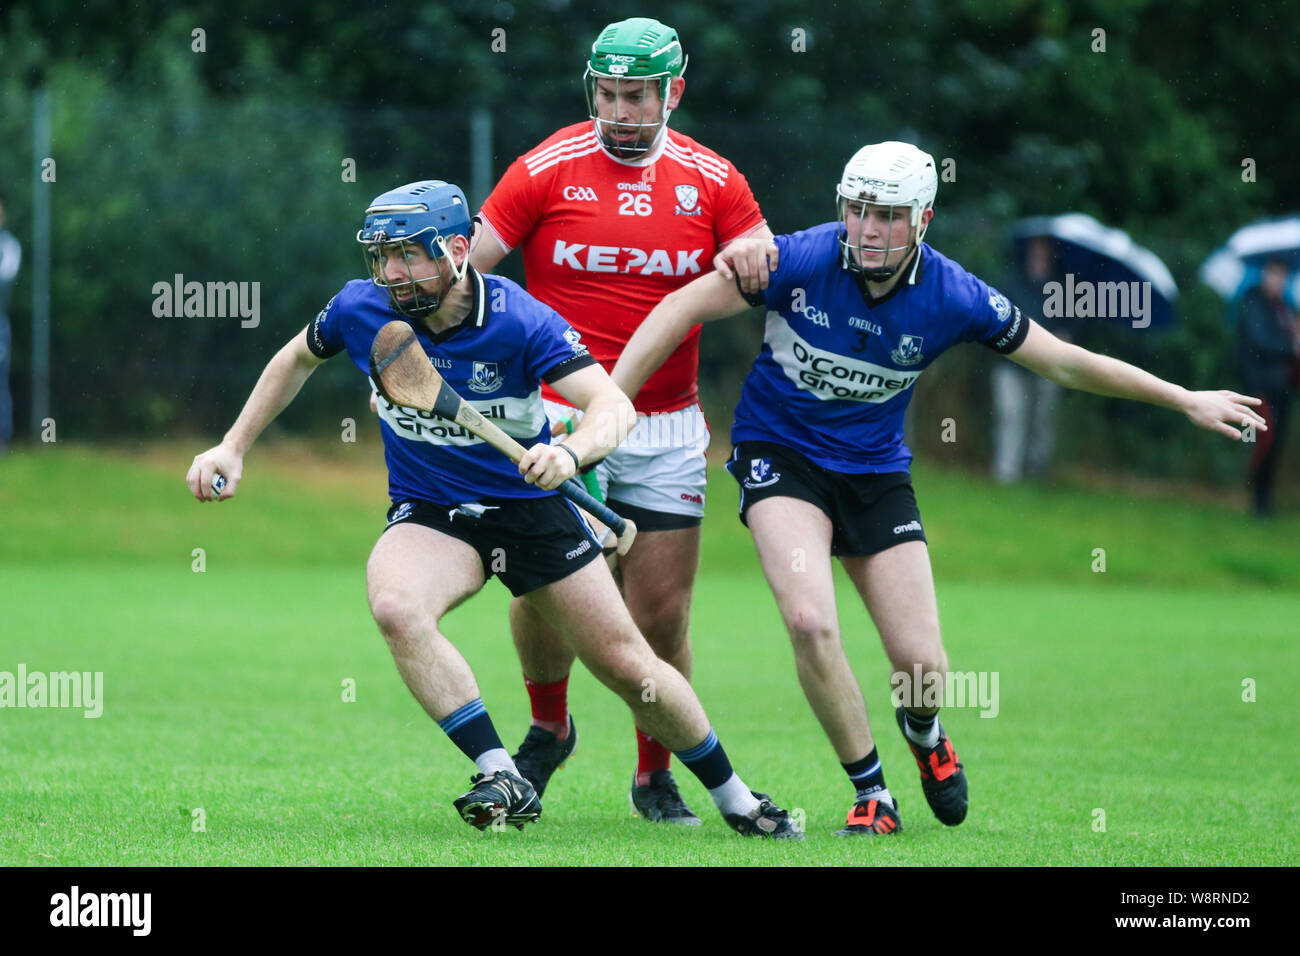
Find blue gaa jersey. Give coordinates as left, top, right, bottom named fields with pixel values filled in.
left=306, top=267, right=596, bottom=504
left=732, top=222, right=1028, bottom=473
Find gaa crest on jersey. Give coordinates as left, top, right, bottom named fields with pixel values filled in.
left=467, top=361, right=502, bottom=394
left=674, top=184, right=702, bottom=217
left=890, top=334, right=925, bottom=367
left=743, top=457, right=781, bottom=489
left=989, top=289, right=1012, bottom=321
left=562, top=185, right=599, bottom=202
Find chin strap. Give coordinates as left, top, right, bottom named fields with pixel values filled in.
left=905, top=245, right=923, bottom=285
left=593, top=116, right=670, bottom=163
left=848, top=244, right=922, bottom=288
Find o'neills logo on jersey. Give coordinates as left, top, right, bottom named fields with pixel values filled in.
left=767, top=313, right=922, bottom=403
left=552, top=240, right=704, bottom=276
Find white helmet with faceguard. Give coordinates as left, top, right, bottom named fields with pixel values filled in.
left=837, top=142, right=938, bottom=281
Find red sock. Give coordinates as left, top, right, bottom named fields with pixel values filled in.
left=636, top=727, right=672, bottom=785
left=524, top=674, right=569, bottom=739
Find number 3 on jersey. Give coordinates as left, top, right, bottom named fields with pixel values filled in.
left=618, top=192, right=653, bottom=216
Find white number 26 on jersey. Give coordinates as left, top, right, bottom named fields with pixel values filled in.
left=618, top=192, right=652, bottom=216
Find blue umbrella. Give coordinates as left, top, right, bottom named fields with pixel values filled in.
left=1199, top=215, right=1300, bottom=306
left=1013, top=213, right=1179, bottom=328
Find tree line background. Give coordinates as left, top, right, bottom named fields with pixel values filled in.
left=1, top=0, right=1297, bottom=486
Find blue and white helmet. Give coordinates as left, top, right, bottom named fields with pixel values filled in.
left=836, top=143, right=937, bottom=281
left=357, top=180, right=471, bottom=316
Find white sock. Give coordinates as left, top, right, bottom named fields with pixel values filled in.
left=903, top=712, right=941, bottom=750
left=857, top=784, right=895, bottom=808
left=475, top=748, right=518, bottom=777
left=708, top=773, right=761, bottom=817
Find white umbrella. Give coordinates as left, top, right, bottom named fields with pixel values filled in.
left=1013, top=213, right=1179, bottom=326
left=1199, top=215, right=1300, bottom=300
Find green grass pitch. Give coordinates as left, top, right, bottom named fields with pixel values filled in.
left=1, top=443, right=1296, bottom=865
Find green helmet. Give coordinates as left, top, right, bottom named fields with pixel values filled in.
left=588, top=18, right=687, bottom=91
left=584, top=18, right=688, bottom=158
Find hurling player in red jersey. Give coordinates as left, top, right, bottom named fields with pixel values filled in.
left=470, top=16, right=775, bottom=824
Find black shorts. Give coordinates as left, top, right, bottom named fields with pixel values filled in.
left=605, top=498, right=702, bottom=532
left=727, top=441, right=927, bottom=557
left=383, top=494, right=602, bottom=597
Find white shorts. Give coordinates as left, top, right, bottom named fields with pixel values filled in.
left=545, top=398, right=710, bottom=528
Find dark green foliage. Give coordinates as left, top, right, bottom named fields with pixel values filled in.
left=0, top=1, right=1297, bottom=482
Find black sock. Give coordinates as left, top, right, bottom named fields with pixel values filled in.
left=903, top=709, right=940, bottom=748
left=905, top=709, right=938, bottom=735
left=843, top=748, right=888, bottom=798
left=437, top=698, right=506, bottom=763
left=676, top=728, right=732, bottom=789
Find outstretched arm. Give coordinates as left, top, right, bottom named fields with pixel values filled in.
left=611, top=270, right=754, bottom=400
left=186, top=327, right=326, bottom=501
left=1007, top=319, right=1267, bottom=440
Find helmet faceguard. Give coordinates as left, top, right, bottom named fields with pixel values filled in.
left=836, top=142, right=938, bottom=282
left=357, top=181, right=471, bottom=317
left=583, top=17, right=687, bottom=159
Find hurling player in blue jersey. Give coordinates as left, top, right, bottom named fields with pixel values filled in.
left=613, top=143, right=1265, bottom=837
left=186, top=180, right=801, bottom=838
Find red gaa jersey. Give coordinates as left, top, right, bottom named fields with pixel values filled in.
left=480, top=122, right=766, bottom=413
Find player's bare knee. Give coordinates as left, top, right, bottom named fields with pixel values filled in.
left=888, top=638, right=947, bottom=678
left=637, top=611, right=691, bottom=662
left=581, top=640, right=649, bottom=698
left=629, top=580, right=690, bottom=627
left=601, top=650, right=647, bottom=694
left=368, top=590, right=428, bottom=643
left=784, top=608, right=839, bottom=656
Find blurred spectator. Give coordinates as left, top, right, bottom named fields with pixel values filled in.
left=0, top=198, right=21, bottom=453
left=991, top=235, right=1073, bottom=483
left=1238, top=258, right=1300, bottom=516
